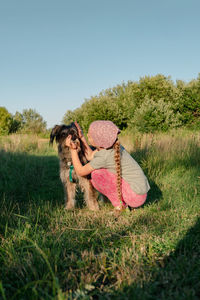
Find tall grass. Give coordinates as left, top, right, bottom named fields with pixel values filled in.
left=0, top=131, right=199, bottom=299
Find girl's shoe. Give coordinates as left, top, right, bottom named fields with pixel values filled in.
left=114, top=204, right=127, bottom=210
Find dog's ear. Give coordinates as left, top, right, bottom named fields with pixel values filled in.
left=70, top=122, right=76, bottom=129
left=49, top=125, right=62, bottom=145
left=70, top=122, right=78, bottom=133
left=68, top=122, right=79, bottom=141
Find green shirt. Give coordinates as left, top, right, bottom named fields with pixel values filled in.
left=89, top=146, right=150, bottom=195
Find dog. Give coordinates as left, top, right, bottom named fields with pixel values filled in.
left=50, top=122, right=99, bottom=211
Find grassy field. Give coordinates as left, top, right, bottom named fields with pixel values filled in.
left=0, top=130, right=200, bottom=300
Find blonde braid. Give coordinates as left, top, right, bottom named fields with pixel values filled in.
left=113, top=140, right=122, bottom=206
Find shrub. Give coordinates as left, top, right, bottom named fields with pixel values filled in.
left=19, top=109, right=47, bottom=134
left=132, top=98, right=182, bottom=133
left=0, top=107, right=12, bottom=135
left=176, top=77, right=200, bottom=125
left=62, top=75, right=184, bottom=133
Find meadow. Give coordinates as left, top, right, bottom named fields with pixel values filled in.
left=0, top=130, right=199, bottom=300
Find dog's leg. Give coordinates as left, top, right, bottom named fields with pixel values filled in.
left=81, top=178, right=99, bottom=211
left=65, top=178, right=76, bottom=210
left=98, top=193, right=108, bottom=205
left=60, top=168, right=76, bottom=210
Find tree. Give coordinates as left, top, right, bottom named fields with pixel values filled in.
left=62, top=74, right=200, bottom=133
left=9, top=111, right=23, bottom=133
left=20, top=109, right=47, bottom=134
left=176, top=76, right=200, bottom=126
left=132, top=98, right=182, bottom=133
left=63, top=84, right=135, bottom=131
left=0, top=107, right=12, bottom=135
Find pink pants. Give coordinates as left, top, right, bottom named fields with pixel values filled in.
left=91, top=169, right=147, bottom=208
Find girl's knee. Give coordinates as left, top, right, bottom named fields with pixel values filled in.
left=125, top=193, right=147, bottom=208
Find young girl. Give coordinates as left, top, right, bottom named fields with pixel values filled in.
left=65, top=120, right=150, bottom=212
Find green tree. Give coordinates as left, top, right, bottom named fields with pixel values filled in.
left=0, top=107, right=12, bottom=135
left=132, top=98, right=182, bottom=133
left=63, top=83, right=135, bottom=131
left=176, top=76, right=200, bottom=126
left=9, top=111, right=23, bottom=133
left=20, top=109, right=47, bottom=134
left=62, top=74, right=200, bottom=133
left=138, top=74, right=178, bottom=103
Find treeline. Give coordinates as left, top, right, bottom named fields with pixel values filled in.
left=63, top=74, right=200, bottom=132
left=0, top=108, right=47, bottom=135
left=1, top=74, right=200, bottom=136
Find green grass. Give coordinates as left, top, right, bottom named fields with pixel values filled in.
left=0, top=131, right=200, bottom=299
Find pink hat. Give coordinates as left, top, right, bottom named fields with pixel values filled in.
left=88, top=120, right=120, bottom=149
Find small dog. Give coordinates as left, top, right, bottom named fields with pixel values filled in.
left=50, top=123, right=99, bottom=211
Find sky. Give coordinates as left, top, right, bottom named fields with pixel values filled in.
left=0, top=0, right=200, bottom=128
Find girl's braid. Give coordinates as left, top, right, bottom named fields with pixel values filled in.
left=113, top=139, right=122, bottom=206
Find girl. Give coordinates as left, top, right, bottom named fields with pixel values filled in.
left=65, top=120, right=150, bottom=213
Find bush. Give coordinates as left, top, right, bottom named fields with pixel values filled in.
left=0, top=107, right=12, bottom=135
left=63, top=84, right=133, bottom=131
left=19, top=109, right=47, bottom=134
left=63, top=74, right=200, bottom=133
left=176, top=77, right=200, bottom=125
left=132, top=98, right=182, bottom=133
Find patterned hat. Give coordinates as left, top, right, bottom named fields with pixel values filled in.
left=88, top=120, right=120, bottom=149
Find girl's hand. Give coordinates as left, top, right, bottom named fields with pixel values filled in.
left=74, top=121, right=84, bottom=139
left=65, top=135, right=77, bottom=150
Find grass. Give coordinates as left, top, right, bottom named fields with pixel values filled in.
left=0, top=131, right=200, bottom=299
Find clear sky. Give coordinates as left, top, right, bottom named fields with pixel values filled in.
left=0, top=0, right=200, bottom=128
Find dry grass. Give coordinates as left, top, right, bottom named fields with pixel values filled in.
left=119, top=128, right=200, bottom=153
left=0, top=133, right=56, bottom=154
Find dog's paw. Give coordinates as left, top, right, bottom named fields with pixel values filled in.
left=65, top=205, right=75, bottom=210
left=89, top=206, right=100, bottom=211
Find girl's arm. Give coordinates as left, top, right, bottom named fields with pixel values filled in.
left=75, top=121, right=95, bottom=161
left=71, top=149, right=94, bottom=176
left=66, top=135, right=94, bottom=176
left=80, top=136, right=95, bottom=161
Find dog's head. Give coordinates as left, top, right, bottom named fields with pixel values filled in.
left=50, top=122, right=80, bottom=147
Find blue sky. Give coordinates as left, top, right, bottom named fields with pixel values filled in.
left=0, top=0, right=200, bottom=128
